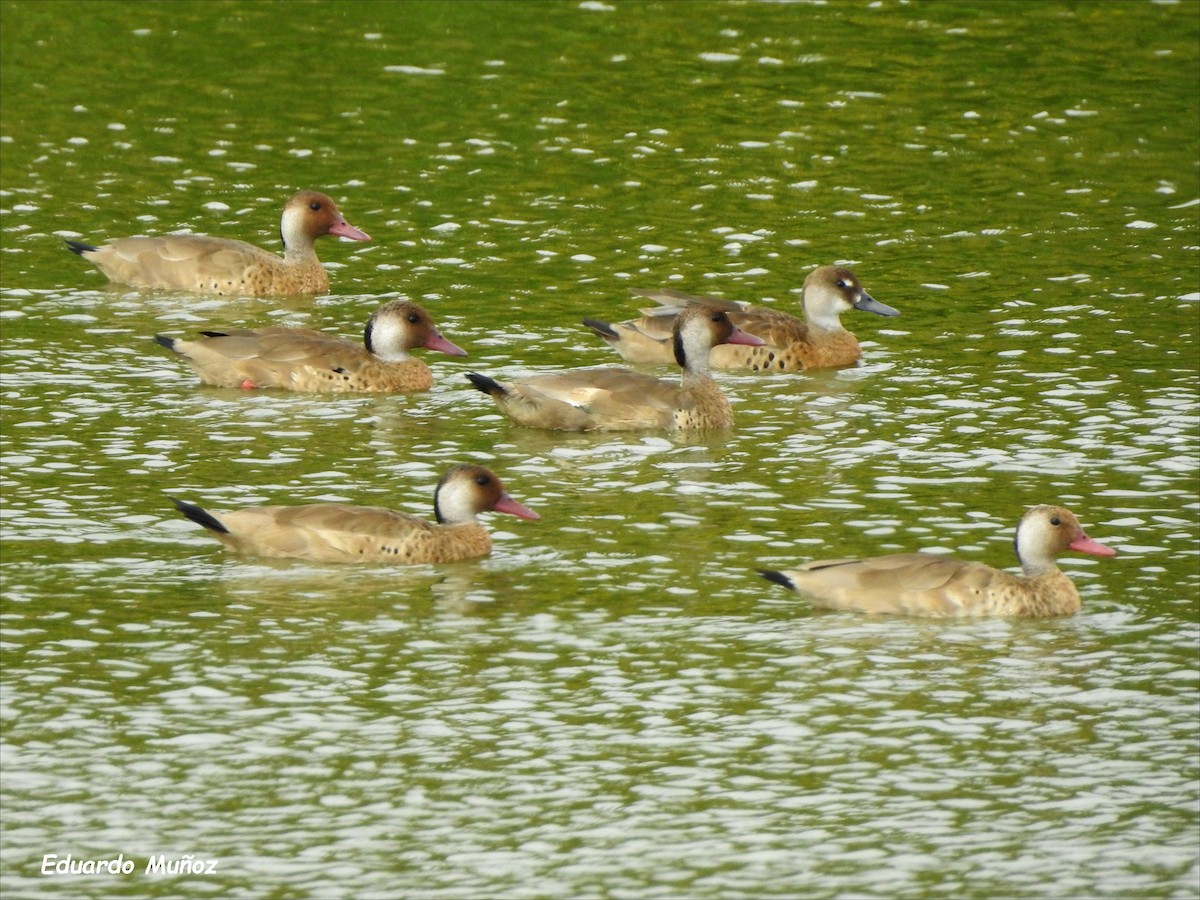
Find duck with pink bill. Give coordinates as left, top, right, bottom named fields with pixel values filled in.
left=586, top=265, right=898, bottom=372
left=171, top=464, right=538, bottom=565
left=759, top=505, right=1115, bottom=618
left=466, top=305, right=765, bottom=432
left=155, top=300, right=465, bottom=393
left=66, top=190, right=371, bottom=296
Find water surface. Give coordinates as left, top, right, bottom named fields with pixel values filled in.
left=1, top=1, right=1198, bottom=898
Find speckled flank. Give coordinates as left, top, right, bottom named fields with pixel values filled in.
left=172, top=464, right=536, bottom=565
left=69, top=190, right=369, bottom=297
left=469, top=306, right=750, bottom=432
left=169, top=347, right=436, bottom=393
left=193, top=255, right=332, bottom=297
left=591, top=265, right=895, bottom=372
left=207, top=513, right=494, bottom=565
left=759, top=506, right=1114, bottom=618
left=156, top=300, right=461, bottom=394
left=717, top=331, right=863, bottom=372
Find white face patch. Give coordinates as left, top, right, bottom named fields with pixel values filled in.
left=674, top=311, right=725, bottom=373
left=279, top=204, right=308, bottom=252
left=435, top=469, right=491, bottom=525
left=436, top=477, right=471, bottom=523
left=366, top=313, right=414, bottom=362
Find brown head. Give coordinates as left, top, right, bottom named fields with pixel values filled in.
left=364, top=300, right=467, bottom=362
left=433, top=464, right=540, bottom=525
left=801, top=265, right=899, bottom=331
left=279, top=190, right=372, bottom=252
left=671, top=305, right=765, bottom=370
left=1014, top=505, right=1115, bottom=576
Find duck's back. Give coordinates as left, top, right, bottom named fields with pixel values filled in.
left=164, top=328, right=432, bottom=392
left=494, top=368, right=679, bottom=431
left=213, top=503, right=491, bottom=564
left=599, top=300, right=861, bottom=372
left=785, top=553, right=1023, bottom=617
left=83, top=234, right=327, bottom=295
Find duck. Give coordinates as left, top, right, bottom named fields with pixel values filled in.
left=586, top=265, right=899, bottom=372
left=171, top=463, right=539, bottom=564
left=465, top=305, right=765, bottom=432
left=154, top=300, right=466, bottom=393
left=66, top=190, right=371, bottom=296
left=758, top=505, right=1115, bottom=618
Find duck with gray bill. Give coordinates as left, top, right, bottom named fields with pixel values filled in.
left=587, top=264, right=897, bottom=372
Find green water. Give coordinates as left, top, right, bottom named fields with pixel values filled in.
left=2, top=1, right=1198, bottom=898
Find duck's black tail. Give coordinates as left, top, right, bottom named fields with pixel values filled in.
left=64, top=239, right=98, bottom=256
left=465, top=372, right=507, bottom=397
left=170, top=498, right=229, bottom=534
left=757, top=569, right=795, bottom=590
left=582, top=318, right=618, bottom=339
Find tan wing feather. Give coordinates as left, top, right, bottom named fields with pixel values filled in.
left=98, top=236, right=279, bottom=286
left=786, top=554, right=1015, bottom=617
left=494, top=368, right=682, bottom=431
left=211, top=504, right=491, bottom=564
left=166, top=329, right=433, bottom=392
left=519, top=368, right=683, bottom=409
left=631, top=288, right=748, bottom=314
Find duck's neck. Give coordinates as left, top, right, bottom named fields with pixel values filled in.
left=1014, top=527, right=1059, bottom=579
left=372, top=347, right=413, bottom=363
left=675, top=332, right=715, bottom=385
left=1019, top=558, right=1060, bottom=578
left=363, top=318, right=413, bottom=362
left=279, top=218, right=318, bottom=264
left=803, top=290, right=846, bottom=333
left=680, top=358, right=714, bottom=387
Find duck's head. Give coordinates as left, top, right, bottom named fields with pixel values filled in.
left=365, top=300, right=467, bottom=361
left=280, top=190, right=372, bottom=250
left=801, top=265, right=898, bottom=331
left=672, top=305, right=765, bottom=369
left=1014, top=505, right=1115, bottom=575
left=434, top=464, right=540, bottom=525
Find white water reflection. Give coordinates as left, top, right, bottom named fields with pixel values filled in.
left=2, top=1, right=1198, bottom=898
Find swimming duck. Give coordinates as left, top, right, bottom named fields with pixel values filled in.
left=759, top=505, right=1115, bottom=618
left=587, top=265, right=898, bottom=371
left=66, top=190, right=371, bottom=296
left=155, top=300, right=466, bottom=393
left=465, top=305, right=764, bottom=432
left=171, top=463, right=538, bottom=564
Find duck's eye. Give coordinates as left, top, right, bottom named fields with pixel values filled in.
left=1050, top=516, right=1061, bottom=526
left=475, top=475, right=491, bottom=487
left=407, top=313, right=421, bottom=324
left=309, top=201, right=322, bottom=212
left=710, top=311, right=724, bottom=322
left=836, top=280, right=849, bottom=289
